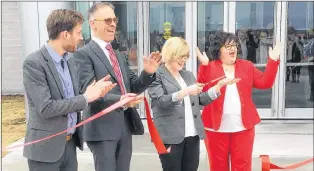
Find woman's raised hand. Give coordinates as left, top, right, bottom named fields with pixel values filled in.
left=195, top=47, right=209, bottom=65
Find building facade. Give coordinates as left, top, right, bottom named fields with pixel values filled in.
left=2, top=1, right=313, bottom=120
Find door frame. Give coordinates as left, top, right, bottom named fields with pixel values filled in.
left=277, top=1, right=314, bottom=119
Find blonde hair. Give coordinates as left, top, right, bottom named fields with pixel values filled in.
left=161, top=37, right=190, bottom=62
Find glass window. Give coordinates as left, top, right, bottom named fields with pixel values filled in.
left=149, top=2, right=185, bottom=53
left=197, top=2, right=224, bottom=68
left=76, top=2, right=91, bottom=48
left=285, top=2, right=314, bottom=108
left=236, top=2, right=275, bottom=108
left=110, top=2, right=138, bottom=74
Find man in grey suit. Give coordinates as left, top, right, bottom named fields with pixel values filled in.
left=23, top=9, right=116, bottom=171
left=71, top=2, right=161, bottom=171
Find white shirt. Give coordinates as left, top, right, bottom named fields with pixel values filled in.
left=206, top=70, right=246, bottom=133
left=176, top=75, right=198, bottom=137
left=92, top=36, right=112, bottom=65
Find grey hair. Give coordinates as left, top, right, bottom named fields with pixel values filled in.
left=88, top=2, right=115, bottom=19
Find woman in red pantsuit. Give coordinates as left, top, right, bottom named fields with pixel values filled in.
left=196, top=31, right=282, bottom=171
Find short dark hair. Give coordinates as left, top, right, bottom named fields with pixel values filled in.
left=207, top=31, right=239, bottom=60
left=46, top=9, right=84, bottom=40
left=88, top=2, right=115, bottom=20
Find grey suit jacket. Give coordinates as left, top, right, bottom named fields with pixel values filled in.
left=147, top=65, right=214, bottom=144
left=71, top=40, right=155, bottom=141
left=22, top=46, right=86, bottom=162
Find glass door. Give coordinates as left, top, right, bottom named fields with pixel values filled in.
left=196, top=2, right=224, bottom=72
left=278, top=2, right=314, bottom=119
left=142, top=2, right=187, bottom=118
left=231, top=2, right=279, bottom=118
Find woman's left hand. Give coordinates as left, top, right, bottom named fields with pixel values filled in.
left=268, top=41, right=283, bottom=61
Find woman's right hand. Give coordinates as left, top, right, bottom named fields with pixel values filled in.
left=214, top=78, right=241, bottom=93
left=217, top=78, right=241, bottom=87
left=186, top=83, right=205, bottom=96
left=196, top=47, right=209, bottom=65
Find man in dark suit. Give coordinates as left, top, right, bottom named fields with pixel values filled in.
left=23, top=9, right=115, bottom=171
left=71, top=2, right=161, bottom=171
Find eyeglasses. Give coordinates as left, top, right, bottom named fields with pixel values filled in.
left=222, top=44, right=238, bottom=50
left=93, top=17, right=118, bottom=25
left=178, top=54, right=190, bottom=60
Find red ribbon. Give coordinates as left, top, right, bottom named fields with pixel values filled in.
left=144, top=97, right=170, bottom=154
left=2, top=95, right=170, bottom=155
left=2, top=95, right=136, bottom=151
left=260, top=155, right=314, bottom=171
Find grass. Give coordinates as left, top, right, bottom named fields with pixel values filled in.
left=2, top=95, right=26, bottom=157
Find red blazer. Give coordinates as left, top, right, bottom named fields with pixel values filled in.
left=197, top=58, right=280, bottom=130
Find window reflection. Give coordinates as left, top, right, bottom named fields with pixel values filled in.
left=236, top=2, right=275, bottom=108
left=149, top=2, right=185, bottom=53
left=109, top=2, right=138, bottom=74
left=285, top=2, right=314, bottom=107
left=76, top=2, right=91, bottom=49
left=197, top=2, right=224, bottom=65
left=236, top=2, right=275, bottom=64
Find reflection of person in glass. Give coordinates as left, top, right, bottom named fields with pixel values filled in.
left=128, top=44, right=137, bottom=66
left=304, top=32, right=314, bottom=101
left=291, top=35, right=304, bottom=83
left=237, top=29, right=248, bottom=59
left=148, top=37, right=238, bottom=171
left=196, top=31, right=282, bottom=171
left=154, top=34, right=165, bottom=52
left=246, top=30, right=259, bottom=63
left=111, top=30, right=120, bottom=50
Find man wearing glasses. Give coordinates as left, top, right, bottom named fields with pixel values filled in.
left=71, top=2, right=162, bottom=171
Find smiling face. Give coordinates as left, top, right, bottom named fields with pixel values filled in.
left=162, top=37, right=190, bottom=72
left=89, top=5, right=117, bottom=42
left=219, top=40, right=238, bottom=65
left=168, top=54, right=189, bottom=71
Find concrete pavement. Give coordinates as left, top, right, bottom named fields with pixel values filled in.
left=2, top=121, right=313, bottom=171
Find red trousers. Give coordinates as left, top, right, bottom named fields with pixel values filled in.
left=205, top=127, right=255, bottom=171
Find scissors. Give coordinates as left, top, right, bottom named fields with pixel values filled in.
left=204, top=75, right=226, bottom=85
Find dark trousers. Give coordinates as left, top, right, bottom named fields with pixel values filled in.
left=86, top=114, right=132, bottom=171
left=159, top=136, right=200, bottom=171
left=28, top=139, right=77, bottom=171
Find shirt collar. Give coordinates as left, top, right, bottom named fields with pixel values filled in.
left=45, top=43, right=69, bottom=63
left=92, top=36, right=111, bottom=49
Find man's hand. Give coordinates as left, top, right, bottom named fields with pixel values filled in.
left=84, top=75, right=116, bottom=103
left=143, top=51, right=162, bottom=74
left=121, top=93, right=144, bottom=108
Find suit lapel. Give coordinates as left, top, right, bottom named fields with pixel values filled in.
left=89, top=40, right=118, bottom=81
left=180, top=70, right=193, bottom=87
left=40, top=46, right=65, bottom=98
left=159, top=65, right=181, bottom=89
left=67, top=59, right=79, bottom=95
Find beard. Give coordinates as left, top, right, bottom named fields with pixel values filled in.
left=64, top=43, right=76, bottom=53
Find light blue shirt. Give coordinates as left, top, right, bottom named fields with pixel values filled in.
left=45, top=44, right=77, bottom=135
